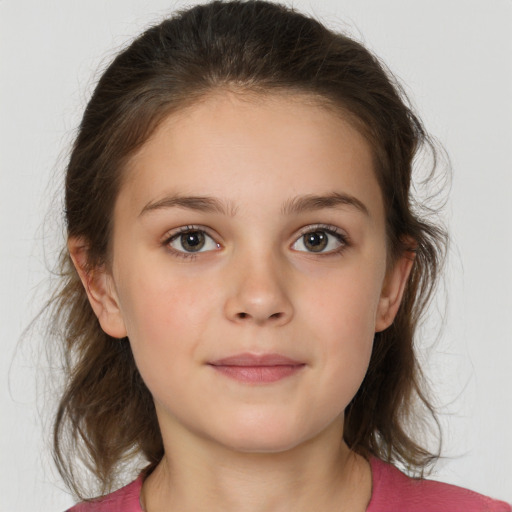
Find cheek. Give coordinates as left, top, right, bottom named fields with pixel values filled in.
left=115, top=270, right=225, bottom=421
left=305, top=258, right=384, bottom=337
left=301, top=261, right=383, bottom=401
left=115, top=266, right=218, bottom=375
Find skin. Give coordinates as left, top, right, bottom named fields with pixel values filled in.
left=70, top=91, right=413, bottom=512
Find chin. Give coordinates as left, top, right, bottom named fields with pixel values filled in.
left=220, top=435, right=305, bottom=455
left=207, top=415, right=323, bottom=455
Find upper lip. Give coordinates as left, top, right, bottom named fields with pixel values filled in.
left=208, top=353, right=305, bottom=366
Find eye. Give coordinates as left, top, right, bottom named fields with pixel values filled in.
left=167, top=227, right=220, bottom=254
left=291, top=226, right=348, bottom=254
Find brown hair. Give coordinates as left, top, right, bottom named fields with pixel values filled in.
left=50, top=0, right=447, bottom=499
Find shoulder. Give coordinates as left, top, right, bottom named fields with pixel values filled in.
left=65, top=476, right=143, bottom=512
left=367, top=457, right=511, bottom=512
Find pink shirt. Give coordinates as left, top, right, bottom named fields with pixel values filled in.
left=68, top=457, right=511, bottom=512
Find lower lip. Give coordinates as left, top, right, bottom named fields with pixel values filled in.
left=210, top=364, right=305, bottom=383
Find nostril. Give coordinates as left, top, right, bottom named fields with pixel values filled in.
left=232, top=311, right=288, bottom=322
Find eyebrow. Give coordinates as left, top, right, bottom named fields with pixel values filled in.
left=139, top=195, right=238, bottom=217
left=139, top=192, right=369, bottom=218
left=281, top=192, right=370, bottom=217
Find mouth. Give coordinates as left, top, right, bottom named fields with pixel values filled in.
left=207, top=353, right=306, bottom=384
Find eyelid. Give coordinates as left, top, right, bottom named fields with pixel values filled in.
left=291, top=223, right=350, bottom=254
left=161, top=224, right=218, bottom=243
left=295, top=223, right=347, bottom=238
left=160, top=223, right=349, bottom=259
left=162, top=225, right=222, bottom=258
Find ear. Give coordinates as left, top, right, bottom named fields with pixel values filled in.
left=68, top=237, right=128, bottom=339
left=375, top=249, right=415, bottom=333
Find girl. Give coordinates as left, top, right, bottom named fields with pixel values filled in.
left=44, top=1, right=510, bottom=511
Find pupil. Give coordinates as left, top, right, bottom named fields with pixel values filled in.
left=304, top=231, right=327, bottom=252
left=181, top=231, right=205, bottom=252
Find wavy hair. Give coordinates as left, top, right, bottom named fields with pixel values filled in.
left=49, top=0, right=448, bottom=499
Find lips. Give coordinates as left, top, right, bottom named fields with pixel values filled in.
left=208, top=353, right=306, bottom=383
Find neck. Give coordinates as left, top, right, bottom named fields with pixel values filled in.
left=141, top=419, right=372, bottom=512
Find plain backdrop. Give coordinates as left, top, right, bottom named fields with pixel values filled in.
left=1, top=0, right=511, bottom=510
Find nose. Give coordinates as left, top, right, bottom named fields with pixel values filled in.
left=223, top=250, right=294, bottom=327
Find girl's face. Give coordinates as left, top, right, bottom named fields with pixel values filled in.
left=81, top=92, right=411, bottom=454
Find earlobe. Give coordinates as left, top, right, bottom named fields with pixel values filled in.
left=375, top=250, right=415, bottom=333
left=68, top=237, right=127, bottom=339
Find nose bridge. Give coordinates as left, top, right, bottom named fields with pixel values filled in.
left=224, top=243, right=293, bottom=325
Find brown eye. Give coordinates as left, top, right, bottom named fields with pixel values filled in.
left=168, top=229, right=219, bottom=254
left=292, top=227, right=347, bottom=254
left=303, top=231, right=328, bottom=252
left=180, top=231, right=205, bottom=252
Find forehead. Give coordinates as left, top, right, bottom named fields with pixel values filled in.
left=120, top=91, right=383, bottom=220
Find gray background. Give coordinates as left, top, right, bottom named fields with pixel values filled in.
left=1, top=0, right=511, bottom=510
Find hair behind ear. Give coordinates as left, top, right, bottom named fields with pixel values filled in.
left=67, top=237, right=127, bottom=339
left=375, top=250, right=415, bottom=333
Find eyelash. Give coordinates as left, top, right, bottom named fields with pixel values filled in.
left=162, top=223, right=350, bottom=260
left=294, top=224, right=350, bottom=256
left=163, top=225, right=218, bottom=261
